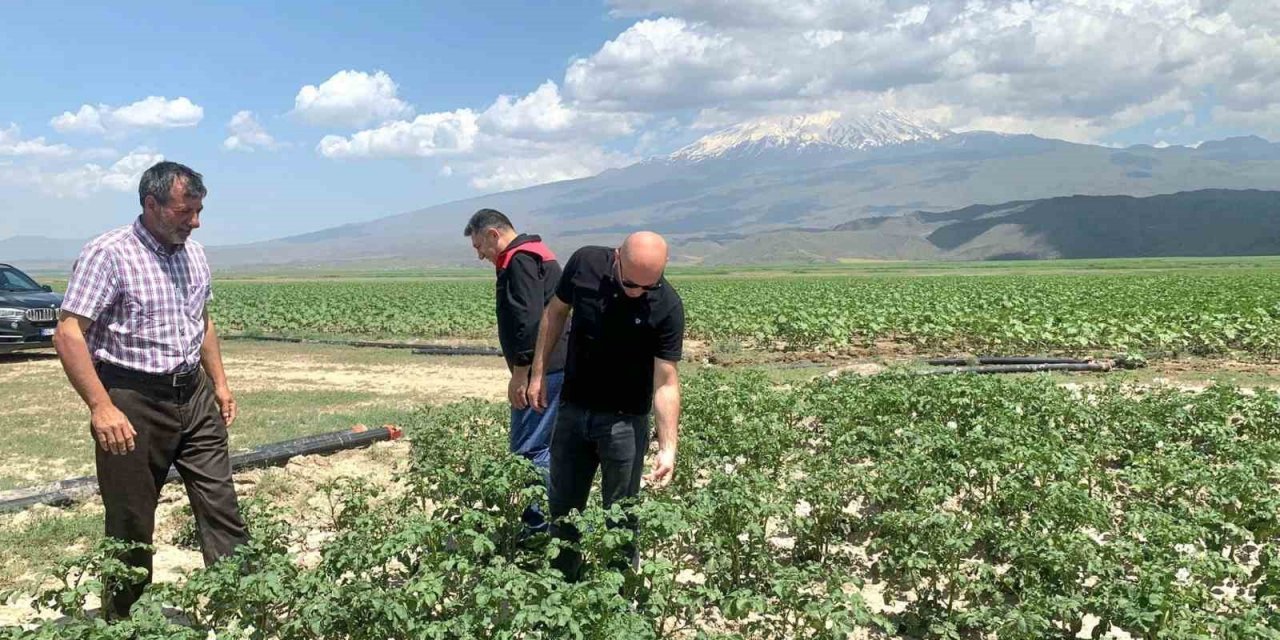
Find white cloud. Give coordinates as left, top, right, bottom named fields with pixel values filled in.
left=464, top=147, right=634, bottom=191
left=50, top=97, right=203, bottom=136
left=317, top=109, right=479, bottom=158
left=109, top=97, right=203, bottom=130
left=50, top=105, right=105, bottom=135
left=311, top=0, right=1280, bottom=192
left=608, top=0, right=929, bottom=32
left=223, top=111, right=280, bottom=152
left=479, top=80, right=639, bottom=140
left=803, top=29, right=845, bottom=48
left=13, top=148, right=165, bottom=198
left=482, top=81, right=576, bottom=136
left=562, top=0, right=1280, bottom=144
left=0, top=124, right=73, bottom=157
left=315, top=78, right=642, bottom=191
left=633, top=116, right=687, bottom=155
left=293, top=70, right=413, bottom=127
left=565, top=18, right=789, bottom=111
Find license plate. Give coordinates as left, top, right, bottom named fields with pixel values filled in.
left=41, top=328, right=55, bottom=337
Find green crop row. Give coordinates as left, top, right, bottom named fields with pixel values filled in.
left=210, top=272, right=1280, bottom=356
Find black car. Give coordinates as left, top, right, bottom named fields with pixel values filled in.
left=0, top=263, right=63, bottom=355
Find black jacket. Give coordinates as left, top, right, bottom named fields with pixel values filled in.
left=496, top=234, right=568, bottom=372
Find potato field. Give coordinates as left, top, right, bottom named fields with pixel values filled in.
left=4, top=266, right=1280, bottom=639
left=211, top=273, right=1280, bottom=355
left=7, top=373, right=1278, bottom=638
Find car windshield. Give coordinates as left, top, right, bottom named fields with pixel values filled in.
left=0, top=266, right=43, bottom=292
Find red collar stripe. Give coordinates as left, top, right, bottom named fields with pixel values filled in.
left=497, top=241, right=556, bottom=270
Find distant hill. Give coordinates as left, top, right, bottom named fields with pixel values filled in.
left=200, top=115, right=1280, bottom=268
left=0, top=236, right=88, bottom=272
left=689, top=189, right=1280, bottom=263
left=7, top=111, right=1280, bottom=270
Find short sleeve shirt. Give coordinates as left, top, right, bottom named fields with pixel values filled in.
left=555, top=246, right=684, bottom=415
left=61, top=217, right=212, bottom=374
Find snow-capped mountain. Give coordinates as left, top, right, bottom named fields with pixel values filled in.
left=668, top=110, right=952, bottom=162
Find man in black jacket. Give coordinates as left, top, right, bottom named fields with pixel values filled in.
left=464, top=208, right=568, bottom=536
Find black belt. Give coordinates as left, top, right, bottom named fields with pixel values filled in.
left=97, top=361, right=200, bottom=393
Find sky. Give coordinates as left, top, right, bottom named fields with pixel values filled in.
left=1, top=0, right=1277, bottom=245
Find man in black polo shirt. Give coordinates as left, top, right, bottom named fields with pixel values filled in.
left=528, top=231, right=683, bottom=580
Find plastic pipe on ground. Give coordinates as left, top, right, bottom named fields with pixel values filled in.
left=0, top=426, right=403, bottom=514
left=926, top=356, right=1092, bottom=366
left=922, top=363, right=1110, bottom=376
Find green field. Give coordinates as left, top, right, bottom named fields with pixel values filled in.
left=5, top=257, right=1280, bottom=637
left=210, top=258, right=1280, bottom=356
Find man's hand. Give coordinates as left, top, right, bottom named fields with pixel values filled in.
left=91, top=402, right=136, bottom=455
left=527, top=374, right=548, bottom=413
left=648, top=358, right=680, bottom=489
left=508, top=366, right=530, bottom=409
left=645, top=447, right=676, bottom=488
left=214, top=384, right=237, bottom=427
left=528, top=299, right=569, bottom=414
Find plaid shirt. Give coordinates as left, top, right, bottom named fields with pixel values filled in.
left=62, top=217, right=212, bottom=374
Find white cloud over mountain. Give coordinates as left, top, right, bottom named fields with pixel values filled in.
left=313, top=1, right=1279, bottom=188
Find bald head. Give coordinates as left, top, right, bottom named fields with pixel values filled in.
left=617, top=231, right=668, bottom=296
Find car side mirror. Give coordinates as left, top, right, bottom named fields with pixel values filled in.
left=41, top=285, right=52, bottom=293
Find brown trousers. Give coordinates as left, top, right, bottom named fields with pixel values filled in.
left=94, top=365, right=249, bottom=619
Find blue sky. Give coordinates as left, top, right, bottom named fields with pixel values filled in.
left=1, top=0, right=1276, bottom=244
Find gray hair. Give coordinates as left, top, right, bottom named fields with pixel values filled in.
left=463, top=208, right=514, bottom=237
left=138, top=161, right=206, bottom=207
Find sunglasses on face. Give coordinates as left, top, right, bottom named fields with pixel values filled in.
left=615, top=255, right=663, bottom=291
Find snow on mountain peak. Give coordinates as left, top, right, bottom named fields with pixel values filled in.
left=669, top=110, right=951, bottom=162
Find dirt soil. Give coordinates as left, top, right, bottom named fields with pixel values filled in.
left=225, top=350, right=506, bottom=400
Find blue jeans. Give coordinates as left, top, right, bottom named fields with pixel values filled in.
left=510, top=370, right=563, bottom=532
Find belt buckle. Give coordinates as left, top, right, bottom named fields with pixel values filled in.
left=171, top=370, right=192, bottom=387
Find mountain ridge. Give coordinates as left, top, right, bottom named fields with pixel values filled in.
left=4, top=114, right=1280, bottom=270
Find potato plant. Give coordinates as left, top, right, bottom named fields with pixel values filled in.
left=4, top=373, right=1278, bottom=638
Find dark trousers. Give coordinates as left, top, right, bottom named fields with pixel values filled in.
left=547, top=401, right=649, bottom=581
left=94, top=365, right=249, bottom=619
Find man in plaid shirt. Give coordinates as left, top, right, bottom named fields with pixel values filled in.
left=54, top=161, right=248, bottom=619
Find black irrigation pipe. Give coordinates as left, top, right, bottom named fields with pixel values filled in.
left=926, top=356, right=1092, bottom=366
left=411, top=346, right=504, bottom=357
left=0, top=426, right=403, bottom=514
left=223, top=333, right=500, bottom=356
left=922, top=362, right=1111, bottom=376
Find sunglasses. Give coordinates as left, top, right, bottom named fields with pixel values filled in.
left=615, top=254, right=663, bottom=291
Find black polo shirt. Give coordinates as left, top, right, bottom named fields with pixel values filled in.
left=555, top=246, right=684, bottom=415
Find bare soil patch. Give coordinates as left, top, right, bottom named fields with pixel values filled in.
left=0, top=441, right=412, bottom=626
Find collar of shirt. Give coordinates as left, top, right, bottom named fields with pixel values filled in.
left=131, top=216, right=182, bottom=257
